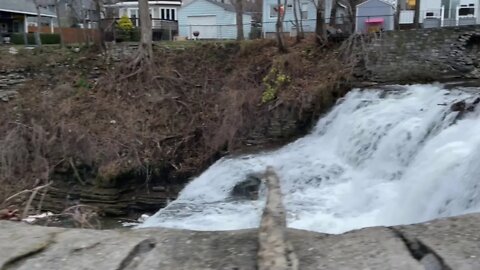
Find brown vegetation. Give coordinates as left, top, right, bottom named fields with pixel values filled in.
left=0, top=38, right=353, bottom=214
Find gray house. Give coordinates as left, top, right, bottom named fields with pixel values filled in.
left=0, top=0, right=56, bottom=36
left=355, top=0, right=395, bottom=33
left=38, top=0, right=100, bottom=29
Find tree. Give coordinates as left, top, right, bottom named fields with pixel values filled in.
left=135, top=0, right=153, bottom=64
left=313, top=0, right=327, bottom=45
left=32, top=0, right=42, bottom=48
left=93, top=0, right=106, bottom=50
left=67, top=0, right=92, bottom=46
left=329, top=0, right=338, bottom=27
left=54, top=0, right=65, bottom=47
left=292, top=0, right=304, bottom=42
left=344, top=0, right=360, bottom=33
left=413, top=0, right=420, bottom=28
left=275, top=0, right=287, bottom=52
left=234, top=0, right=245, bottom=41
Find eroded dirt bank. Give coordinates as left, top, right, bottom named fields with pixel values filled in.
left=0, top=39, right=352, bottom=219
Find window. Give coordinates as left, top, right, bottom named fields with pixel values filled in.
left=161, top=9, right=165, bottom=19
left=270, top=4, right=284, bottom=18
left=301, top=3, right=308, bottom=19
left=128, top=8, right=139, bottom=26
left=459, top=7, right=475, bottom=16
left=128, top=8, right=138, bottom=18
left=166, top=9, right=170, bottom=20
left=425, top=12, right=434, bottom=17
left=171, top=9, right=176, bottom=20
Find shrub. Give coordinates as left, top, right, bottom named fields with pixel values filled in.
left=117, top=15, right=133, bottom=32
left=10, top=33, right=26, bottom=44
left=40, top=33, right=60, bottom=44
left=262, top=67, right=291, bottom=103
left=10, top=33, right=60, bottom=45
left=116, top=15, right=135, bottom=42
left=249, top=26, right=262, bottom=40
left=130, top=28, right=141, bottom=42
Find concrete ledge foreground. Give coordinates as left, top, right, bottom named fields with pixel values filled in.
left=1, top=213, right=480, bottom=270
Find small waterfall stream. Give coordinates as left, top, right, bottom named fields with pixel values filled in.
left=140, top=84, right=480, bottom=234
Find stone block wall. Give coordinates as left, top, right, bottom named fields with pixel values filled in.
left=358, top=26, right=480, bottom=83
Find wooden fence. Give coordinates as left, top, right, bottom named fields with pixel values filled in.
left=28, top=26, right=100, bottom=44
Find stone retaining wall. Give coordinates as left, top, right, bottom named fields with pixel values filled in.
left=358, top=26, right=480, bottom=83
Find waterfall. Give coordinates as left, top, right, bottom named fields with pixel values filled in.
left=140, top=84, right=480, bottom=234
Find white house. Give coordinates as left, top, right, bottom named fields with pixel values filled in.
left=109, top=0, right=181, bottom=27
left=398, top=0, right=480, bottom=27
left=178, top=0, right=252, bottom=39
left=262, top=0, right=348, bottom=37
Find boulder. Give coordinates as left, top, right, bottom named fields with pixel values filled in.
left=231, top=173, right=262, bottom=200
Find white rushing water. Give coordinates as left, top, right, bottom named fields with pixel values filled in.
left=140, top=84, right=480, bottom=234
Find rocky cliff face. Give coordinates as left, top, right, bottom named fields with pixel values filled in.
left=0, top=69, right=27, bottom=102
left=1, top=213, right=479, bottom=269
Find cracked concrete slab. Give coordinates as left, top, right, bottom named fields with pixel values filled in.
left=395, top=214, right=480, bottom=270
left=0, top=222, right=64, bottom=268
left=1, top=213, right=480, bottom=270
left=296, top=227, right=424, bottom=270
left=10, top=229, right=151, bottom=270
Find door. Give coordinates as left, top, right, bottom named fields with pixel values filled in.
left=187, top=15, right=217, bottom=39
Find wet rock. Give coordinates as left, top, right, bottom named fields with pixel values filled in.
left=473, top=97, right=480, bottom=105
left=231, top=174, right=262, bottom=200
left=450, top=100, right=466, bottom=112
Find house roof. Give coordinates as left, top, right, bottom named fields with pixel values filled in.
left=356, top=0, right=395, bottom=8
left=204, top=0, right=236, bottom=12
left=0, top=0, right=57, bottom=17
left=109, top=0, right=182, bottom=6
left=182, top=0, right=237, bottom=12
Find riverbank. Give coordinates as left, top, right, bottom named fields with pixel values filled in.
left=0, top=39, right=352, bottom=220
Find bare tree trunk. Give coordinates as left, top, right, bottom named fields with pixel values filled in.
left=292, top=0, right=303, bottom=42
left=275, top=0, right=287, bottom=52
left=94, top=0, right=106, bottom=51
left=346, top=0, right=356, bottom=33
left=315, top=0, right=326, bottom=45
left=413, top=0, right=420, bottom=28
left=33, top=0, right=42, bottom=48
left=54, top=0, right=64, bottom=48
left=395, top=3, right=401, bottom=30
left=329, top=0, right=338, bottom=27
left=82, top=13, right=90, bottom=47
left=235, top=0, right=244, bottom=40
left=138, top=0, right=153, bottom=61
